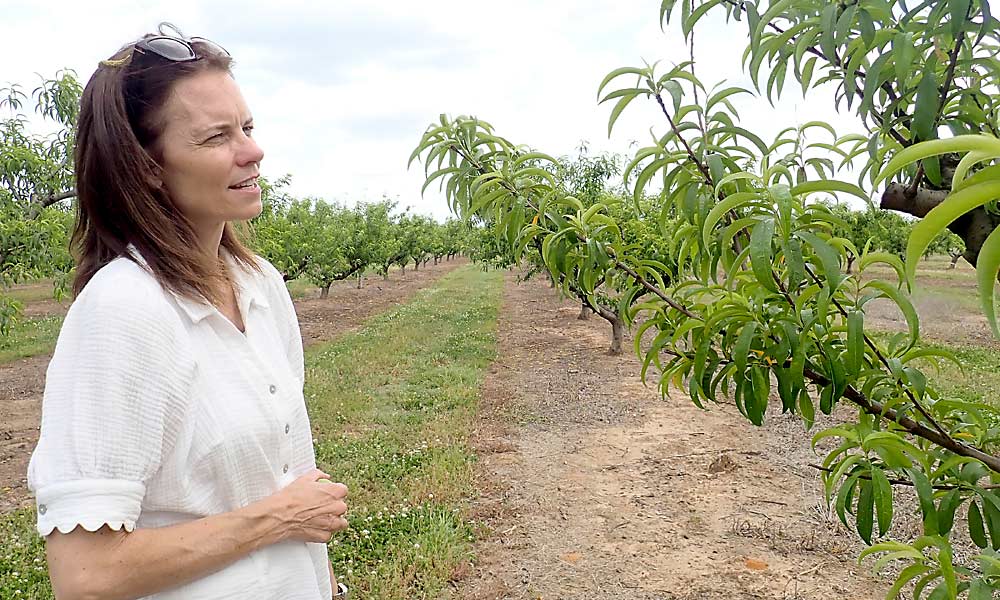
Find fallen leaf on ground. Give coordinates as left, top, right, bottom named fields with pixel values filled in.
left=745, top=558, right=769, bottom=570
left=561, top=552, right=583, bottom=564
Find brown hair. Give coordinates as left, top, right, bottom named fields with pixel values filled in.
left=72, top=23, right=260, bottom=305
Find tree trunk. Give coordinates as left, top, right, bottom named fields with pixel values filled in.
left=383, top=271, right=389, bottom=280
left=950, top=253, right=961, bottom=269
left=320, top=283, right=332, bottom=299
left=357, top=272, right=363, bottom=289
left=592, top=304, right=624, bottom=355
left=578, top=303, right=591, bottom=320
left=846, top=255, right=856, bottom=274
left=414, top=260, right=420, bottom=271
left=609, top=316, right=624, bottom=355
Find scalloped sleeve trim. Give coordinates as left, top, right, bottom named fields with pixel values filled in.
left=33, top=478, right=144, bottom=537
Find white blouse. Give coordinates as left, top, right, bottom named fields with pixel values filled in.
left=27, top=249, right=332, bottom=600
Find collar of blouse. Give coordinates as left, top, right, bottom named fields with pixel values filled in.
left=124, top=243, right=270, bottom=324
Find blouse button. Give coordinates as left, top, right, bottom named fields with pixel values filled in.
left=284, top=423, right=290, bottom=434
left=282, top=464, right=289, bottom=474
left=38, top=504, right=47, bottom=515
left=269, top=384, right=277, bottom=395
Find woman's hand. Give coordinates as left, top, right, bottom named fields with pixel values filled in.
left=270, top=468, right=349, bottom=544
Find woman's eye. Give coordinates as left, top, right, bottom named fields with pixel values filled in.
left=243, top=125, right=254, bottom=136
left=206, top=132, right=225, bottom=143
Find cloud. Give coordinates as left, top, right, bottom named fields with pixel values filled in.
left=1, top=0, right=870, bottom=219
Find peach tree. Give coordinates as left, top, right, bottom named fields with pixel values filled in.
left=0, top=72, right=79, bottom=333
left=412, top=0, right=1000, bottom=597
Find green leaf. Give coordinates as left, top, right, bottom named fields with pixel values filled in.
left=969, top=500, right=988, bottom=549
left=820, top=3, right=839, bottom=60
left=893, top=32, right=916, bottom=84
left=870, top=467, right=893, bottom=536
left=683, top=0, right=723, bottom=40
left=977, top=0, right=992, bottom=43
left=796, top=231, right=843, bottom=289
left=707, top=125, right=770, bottom=156
left=912, top=67, right=940, bottom=142
left=748, top=366, right=769, bottom=425
left=950, top=0, right=972, bottom=37
left=906, top=181, right=1000, bottom=283
left=939, top=544, right=958, bottom=599
left=858, top=8, right=876, bottom=46
left=923, top=156, right=943, bottom=187
left=798, top=388, right=815, bottom=429
left=969, top=580, right=993, bottom=600
left=876, top=135, right=1000, bottom=185
left=937, top=489, right=962, bottom=535
left=800, top=56, right=818, bottom=95
left=734, top=322, right=758, bottom=375
left=906, top=467, right=939, bottom=535
left=981, top=490, right=1000, bottom=550
left=847, top=310, right=864, bottom=375
left=750, top=219, right=778, bottom=293
left=790, top=180, right=870, bottom=203
left=597, top=66, right=646, bottom=101
left=607, top=91, right=642, bottom=137
left=707, top=86, right=750, bottom=112
left=857, top=478, right=875, bottom=544
left=863, top=280, right=921, bottom=348
left=885, top=563, right=931, bottom=599
left=975, top=223, right=1000, bottom=338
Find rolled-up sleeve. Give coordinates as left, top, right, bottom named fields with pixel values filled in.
left=27, top=272, right=194, bottom=536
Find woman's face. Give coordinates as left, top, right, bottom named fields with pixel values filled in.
left=156, top=69, right=264, bottom=237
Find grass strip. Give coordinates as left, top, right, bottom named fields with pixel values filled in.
left=309, top=265, right=501, bottom=598
left=0, top=316, right=62, bottom=365
left=0, top=265, right=502, bottom=600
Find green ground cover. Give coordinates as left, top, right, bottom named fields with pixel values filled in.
left=0, top=265, right=502, bottom=600
left=0, top=317, right=62, bottom=365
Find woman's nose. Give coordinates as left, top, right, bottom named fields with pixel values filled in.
left=239, top=133, right=264, bottom=166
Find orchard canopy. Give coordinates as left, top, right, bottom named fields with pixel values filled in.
left=411, top=0, right=1000, bottom=597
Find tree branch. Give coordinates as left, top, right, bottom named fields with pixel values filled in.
left=879, top=182, right=949, bottom=217
left=442, top=133, right=1000, bottom=473
left=808, top=463, right=1000, bottom=490
left=937, top=20, right=967, bottom=124
left=28, top=188, right=75, bottom=217
left=718, top=0, right=911, bottom=147
left=804, top=366, right=1000, bottom=474
left=654, top=93, right=714, bottom=185
left=804, top=264, right=953, bottom=441
left=881, top=182, right=1000, bottom=269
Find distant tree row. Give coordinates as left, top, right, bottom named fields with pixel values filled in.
left=253, top=177, right=472, bottom=297
left=0, top=71, right=471, bottom=331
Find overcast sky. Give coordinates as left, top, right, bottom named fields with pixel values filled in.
left=2, top=0, right=866, bottom=220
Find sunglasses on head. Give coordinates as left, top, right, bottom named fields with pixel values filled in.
left=133, top=35, right=230, bottom=62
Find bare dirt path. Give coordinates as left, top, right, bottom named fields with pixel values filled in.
left=463, top=272, right=885, bottom=600
left=0, top=259, right=464, bottom=512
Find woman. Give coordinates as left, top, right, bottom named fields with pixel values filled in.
left=26, top=24, right=349, bottom=600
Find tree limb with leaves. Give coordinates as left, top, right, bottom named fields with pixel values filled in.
left=411, top=0, right=1000, bottom=596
